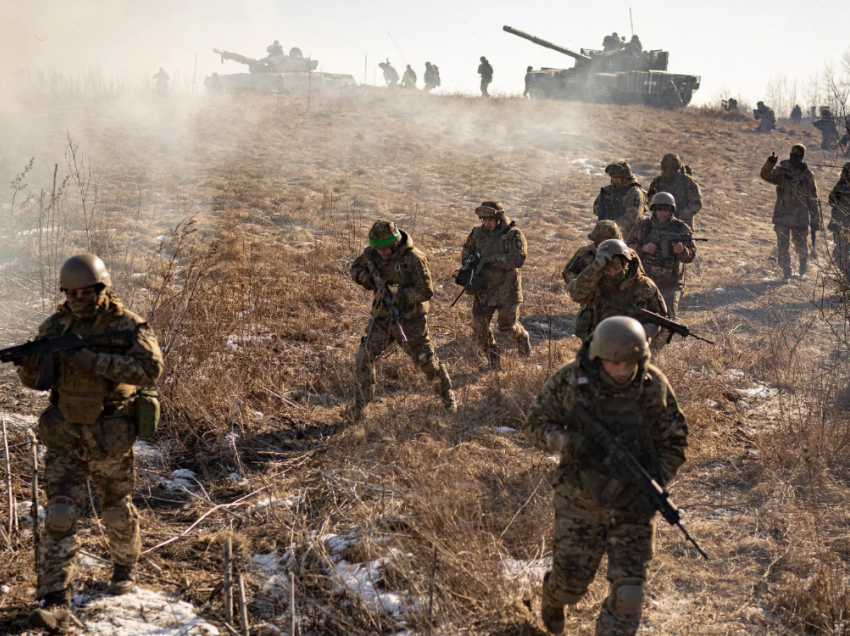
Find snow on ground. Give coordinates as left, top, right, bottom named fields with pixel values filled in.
left=501, top=557, right=552, bottom=590
left=74, top=587, right=219, bottom=636
left=0, top=412, right=39, bottom=432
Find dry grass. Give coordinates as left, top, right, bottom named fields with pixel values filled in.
left=0, top=88, right=849, bottom=634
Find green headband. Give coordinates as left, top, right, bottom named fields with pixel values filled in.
left=370, top=230, right=400, bottom=247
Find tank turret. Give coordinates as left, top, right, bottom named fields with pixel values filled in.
left=213, top=48, right=318, bottom=74
left=503, top=25, right=699, bottom=107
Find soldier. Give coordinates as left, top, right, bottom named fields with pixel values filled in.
left=646, top=154, right=703, bottom=227
left=152, top=67, right=169, bottom=98
left=379, top=60, right=400, bottom=87
left=828, top=162, right=850, bottom=281
left=593, top=161, right=647, bottom=240
left=523, top=316, right=688, bottom=636
left=266, top=40, right=284, bottom=57
left=423, top=62, right=441, bottom=92
left=568, top=239, right=668, bottom=341
left=760, top=144, right=821, bottom=279
left=478, top=56, right=493, bottom=97
left=401, top=64, right=418, bottom=89
left=725, top=97, right=738, bottom=112
left=347, top=221, right=455, bottom=421
left=461, top=201, right=531, bottom=369
left=813, top=109, right=840, bottom=150
left=627, top=193, right=696, bottom=348
left=624, top=34, right=642, bottom=55
left=790, top=104, right=802, bottom=125
left=754, top=101, right=776, bottom=133
left=16, top=255, right=163, bottom=632
left=523, top=66, right=534, bottom=98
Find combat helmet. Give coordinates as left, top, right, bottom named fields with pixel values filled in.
left=757, top=101, right=765, bottom=108
left=588, top=316, right=649, bottom=363
left=588, top=220, right=622, bottom=244
left=660, top=153, right=682, bottom=173
left=368, top=220, right=401, bottom=248
left=475, top=200, right=507, bottom=223
left=59, top=255, right=112, bottom=291
left=650, top=192, right=677, bottom=211
left=596, top=238, right=633, bottom=261
left=605, top=161, right=632, bottom=178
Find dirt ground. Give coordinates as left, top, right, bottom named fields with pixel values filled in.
left=0, top=88, right=848, bottom=635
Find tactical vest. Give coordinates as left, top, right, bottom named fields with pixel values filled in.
left=55, top=311, right=134, bottom=425
left=598, top=182, right=642, bottom=221
left=639, top=219, right=688, bottom=287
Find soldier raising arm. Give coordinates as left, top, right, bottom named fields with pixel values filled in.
left=593, top=162, right=647, bottom=240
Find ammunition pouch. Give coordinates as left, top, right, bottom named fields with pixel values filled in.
left=134, top=389, right=161, bottom=439
left=58, top=392, right=105, bottom=425
left=573, top=305, right=594, bottom=341
left=454, top=259, right=485, bottom=292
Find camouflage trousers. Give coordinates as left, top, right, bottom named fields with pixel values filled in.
left=480, top=78, right=492, bottom=97
left=472, top=300, right=529, bottom=355
left=651, top=286, right=683, bottom=351
left=833, top=230, right=850, bottom=282
left=354, top=315, right=453, bottom=407
left=775, top=225, right=808, bottom=274
left=37, top=405, right=140, bottom=598
left=546, top=492, right=654, bottom=636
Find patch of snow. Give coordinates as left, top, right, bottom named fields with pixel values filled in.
left=547, top=455, right=560, bottom=464
left=491, top=426, right=517, bottom=434
left=714, top=288, right=726, bottom=294
left=727, top=369, right=746, bottom=379
left=224, top=334, right=273, bottom=351
left=142, top=468, right=198, bottom=493
left=739, top=400, right=751, bottom=410
left=704, top=399, right=719, bottom=408
left=501, top=557, right=552, bottom=588
left=737, top=385, right=777, bottom=399
left=332, top=549, right=420, bottom=618
left=74, top=587, right=219, bottom=635
left=0, top=412, right=39, bottom=432
left=18, top=501, right=46, bottom=528
left=134, top=440, right=164, bottom=467
left=251, top=496, right=296, bottom=512
left=153, top=235, right=167, bottom=243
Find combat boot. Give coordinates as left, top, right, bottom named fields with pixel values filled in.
left=541, top=572, right=565, bottom=634
left=782, top=267, right=793, bottom=281
left=28, top=590, right=72, bottom=634
left=518, top=331, right=532, bottom=358
left=443, top=389, right=458, bottom=413
left=106, top=563, right=136, bottom=595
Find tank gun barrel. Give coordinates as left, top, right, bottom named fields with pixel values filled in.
left=212, top=49, right=270, bottom=73
left=502, top=26, right=591, bottom=61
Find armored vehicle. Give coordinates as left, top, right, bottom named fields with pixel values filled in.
left=505, top=26, right=700, bottom=108
left=205, top=47, right=356, bottom=93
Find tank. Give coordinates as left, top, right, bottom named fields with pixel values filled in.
left=504, top=26, right=700, bottom=108
left=205, top=47, right=356, bottom=93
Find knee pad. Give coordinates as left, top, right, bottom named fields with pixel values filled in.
left=102, top=505, right=133, bottom=531
left=45, top=496, right=78, bottom=535
left=609, top=577, right=644, bottom=622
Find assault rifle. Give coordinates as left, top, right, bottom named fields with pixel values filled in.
left=450, top=221, right=516, bottom=308
left=364, top=257, right=407, bottom=342
left=0, top=331, right=133, bottom=391
left=571, top=402, right=709, bottom=559
left=603, top=299, right=715, bottom=345
left=642, top=232, right=709, bottom=268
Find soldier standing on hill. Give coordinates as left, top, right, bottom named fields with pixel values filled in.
left=266, top=40, right=284, bottom=57
left=828, top=162, right=850, bottom=281
left=568, top=239, right=668, bottom=342
left=478, top=56, right=493, bottom=97
left=593, top=162, right=647, bottom=240
left=790, top=105, right=803, bottom=125
left=523, top=66, right=534, bottom=98
left=754, top=101, right=776, bottom=133
left=760, top=144, right=821, bottom=280
left=814, top=109, right=840, bottom=150
left=523, top=316, right=689, bottom=636
left=152, top=67, right=169, bottom=98
left=423, top=62, right=441, bottom=92
left=379, top=60, right=400, bottom=87
left=402, top=65, right=418, bottom=89
left=461, top=201, right=531, bottom=369
left=347, top=221, right=456, bottom=422
left=627, top=193, right=696, bottom=348
left=647, top=154, right=702, bottom=227
left=16, top=255, right=163, bottom=632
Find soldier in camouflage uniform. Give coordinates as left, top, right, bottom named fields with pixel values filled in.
left=524, top=316, right=688, bottom=636
left=813, top=109, right=840, bottom=150
left=461, top=201, right=531, bottom=369
left=828, top=162, right=850, bottom=281
left=568, top=239, right=667, bottom=342
left=348, top=221, right=456, bottom=421
left=646, top=154, right=703, bottom=227
left=16, top=255, right=163, bottom=633
left=754, top=101, right=776, bottom=133
left=760, top=144, right=821, bottom=279
left=626, top=192, right=696, bottom=347
left=593, top=162, right=647, bottom=241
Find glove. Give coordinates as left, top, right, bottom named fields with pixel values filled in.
left=594, top=248, right=612, bottom=268
left=576, top=436, right=607, bottom=470
left=68, top=348, right=98, bottom=373
left=767, top=152, right=778, bottom=164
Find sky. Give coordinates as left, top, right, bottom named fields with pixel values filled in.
left=1, top=0, right=848, bottom=105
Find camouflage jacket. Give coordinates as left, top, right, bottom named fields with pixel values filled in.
left=18, top=291, right=164, bottom=408
left=593, top=178, right=647, bottom=240
left=647, top=171, right=703, bottom=223
left=760, top=158, right=820, bottom=228
left=523, top=348, right=688, bottom=510
left=814, top=119, right=840, bottom=143
left=350, top=231, right=433, bottom=320
left=562, top=244, right=596, bottom=285
left=627, top=217, right=696, bottom=289
left=569, top=251, right=668, bottom=335
left=478, top=62, right=493, bottom=79
left=461, top=221, right=527, bottom=306
left=829, top=176, right=850, bottom=230
left=754, top=106, right=775, bottom=122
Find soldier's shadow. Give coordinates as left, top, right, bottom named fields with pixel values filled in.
left=521, top=314, right=575, bottom=341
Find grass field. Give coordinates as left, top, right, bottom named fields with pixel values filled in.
left=0, top=87, right=849, bottom=635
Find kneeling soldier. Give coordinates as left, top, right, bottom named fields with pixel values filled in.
left=523, top=316, right=689, bottom=635
left=461, top=201, right=531, bottom=369
left=348, top=220, right=456, bottom=421
left=17, top=255, right=163, bottom=632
